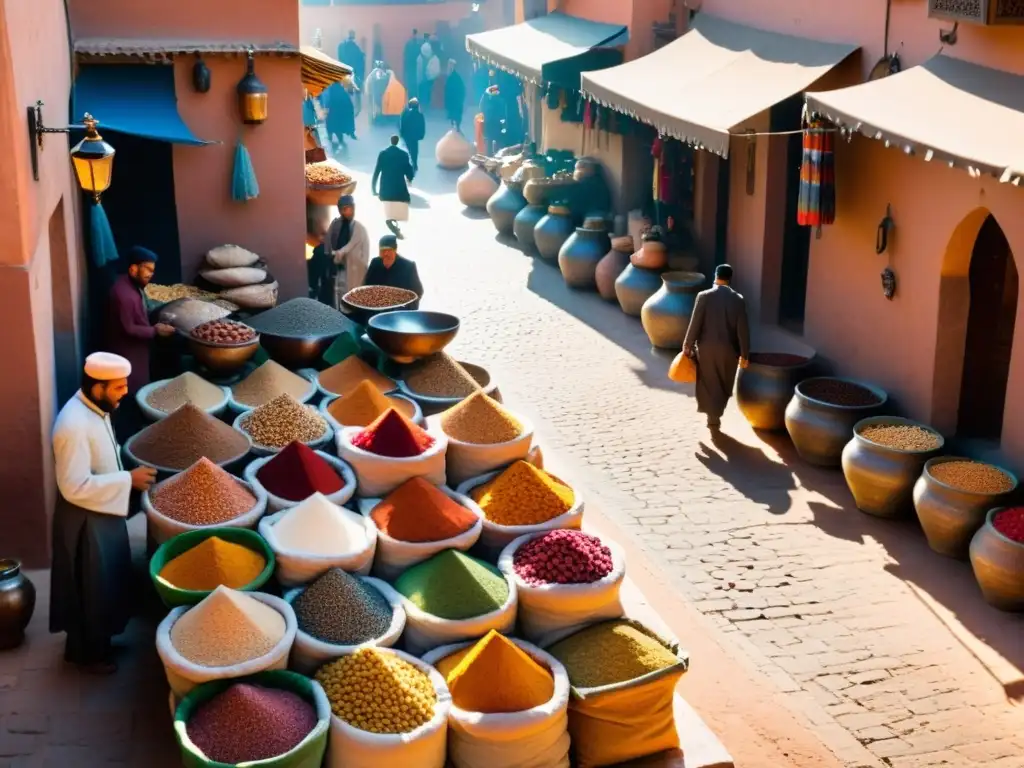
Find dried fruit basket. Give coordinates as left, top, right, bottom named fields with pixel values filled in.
left=305, top=160, right=357, bottom=205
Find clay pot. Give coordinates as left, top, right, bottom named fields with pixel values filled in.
left=0, top=559, right=36, bottom=651
left=457, top=165, right=499, bottom=209
left=596, top=248, right=632, bottom=301
left=631, top=240, right=668, bottom=270
left=640, top=271, right=705, bottom=349
left=523, top=178, right=551, bottom=207
left=534, top=205, right=574, bottom=262
left=841, top=417, right=944, bottom=519
left=513, top=204, right=546, bottom=253
left=559, top=226, right=610, bottom=290
left=615, top=264, right=663, bottom=317
left=486, top=183, right=527, bottom=235
left=736, top=352, right=816, bottom=431
left=970, top=508, right=1024, bottom=612
left=784, top=377, right=888, bottom=468
left=914, top=457, right=1018, bottom=559
left=435, top=129, right=474, bottom=170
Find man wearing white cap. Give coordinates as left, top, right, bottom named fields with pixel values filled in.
left=49, top=352, right=157, bottom=675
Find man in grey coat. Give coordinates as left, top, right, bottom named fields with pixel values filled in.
left=682, top=264, right=751, bottom=431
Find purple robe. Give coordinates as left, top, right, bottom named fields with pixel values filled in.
left=106, top=274, right=154, bottom=392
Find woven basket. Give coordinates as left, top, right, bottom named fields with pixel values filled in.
left=306, top=179, right=357, bottom=206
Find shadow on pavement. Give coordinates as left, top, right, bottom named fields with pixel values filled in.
left=695, top=430, right=798, bottom=515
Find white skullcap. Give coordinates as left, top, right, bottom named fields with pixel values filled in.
left=84, top=352, right=132, bottom=381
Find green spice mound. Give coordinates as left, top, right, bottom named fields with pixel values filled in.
left=394, top=549, right=508, bottom=620
left=547, top=620, right=678, bottom=689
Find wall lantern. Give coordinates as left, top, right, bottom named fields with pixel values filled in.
left=237, top=48, right=268, bottom=125
left=28, top=102, right=115, bottom=199
left=193, top=56, right=211, bottom=94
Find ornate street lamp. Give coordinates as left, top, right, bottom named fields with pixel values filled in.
left=28, top=102, right=116, bottom=200
left=237, top=48, right=269, bottom=125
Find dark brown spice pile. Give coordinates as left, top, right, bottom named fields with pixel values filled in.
left=130, top=404, right=250, bottom=470
left=800, top=379, right=882, bottom=407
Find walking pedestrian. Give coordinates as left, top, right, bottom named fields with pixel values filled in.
left=403, top=29, right=420, bottom=106
left=479, top=84, right=506, bottom=153
left=416, top=41, right=440, bottom=107
left=399, top=98, right=426, bottom=172
left=444, top=59, right=466, bottom=132
left=323, top=80, right=356, bottom=151
left=372, top=134, right=415, bottom=239
left=681, top=264, right=751, bottom=431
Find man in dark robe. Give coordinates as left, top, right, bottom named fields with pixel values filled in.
left=324, top=80, right=356, bottom=150
left=403, top=29, right=421, bottom=104
left=372, top=135, right=415, bottom=239
left=479, top=84, right=507, bottom=153
left=338, top=31, right=366, bottom=88
left=399, top=98, right=426, bottom=172
left=682, top=264, right=750, bottom=431
left=364, top=234, right=424, bottom=303
left=50, top=353, right=157, bottom=674
left=306, top=203, right=333, bottom=305
left=444, top=59, right=466, bottom=132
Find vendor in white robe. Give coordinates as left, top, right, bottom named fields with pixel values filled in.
left=49, top=352, right=157, bottom=675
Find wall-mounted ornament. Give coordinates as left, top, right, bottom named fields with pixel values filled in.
left=876, top=204, right=894, bottom=254
left=881, top=267, right=896, bottom=300
left=237, top=48, right=268, bottom=125
left=192, top=56, right=211, bottom=94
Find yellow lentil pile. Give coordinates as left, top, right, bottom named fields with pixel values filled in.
left=471, top=460, right=575, bottom=525
left=548, top=620, right=678, bottom=689
left=440, top=391, right=523, bottom=445
left=859, top=423, right=941, bottom=452
left=158, top=536, right=266, bottom=591
left=315, top=649, right=437, bottom=734
left=241, top=394, right=328, bottom=448
left=928, top=460, right=1015, bottom=494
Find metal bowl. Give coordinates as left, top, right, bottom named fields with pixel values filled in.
left=259, top=332, right=341, bottom=369
left=340, top=287, right=419, bottom=327
left=366, top=311, right=460, bottom=364
left=182, top=331, right=261, bottom=375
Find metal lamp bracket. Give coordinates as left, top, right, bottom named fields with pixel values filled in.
left=876, top=204, right=895, bottom=255
left=27, top=101, right=85, bottom=182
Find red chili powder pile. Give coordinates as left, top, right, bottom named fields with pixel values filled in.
left=351, top=408, right=434, bottom=458
left=256, top=441, right=344, bottom=500
left=371, top=478, right=478, bottom=542
left=993, top=507, right=1024, bottom=543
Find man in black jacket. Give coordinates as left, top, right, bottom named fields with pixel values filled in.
left=444, top=59, right=466, bottom=132
left=371, top=135, right=415, bottom=238
left=364, top=234, right=424, bottom=300
left=399, top=98, right=427, bottom=172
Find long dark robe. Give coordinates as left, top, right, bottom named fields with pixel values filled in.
left=325, top=83, right=356, bottom=140
left=364, top=254, right=424, bottom=303
left=308, top=245, right=334, bottom=305
left=106, top=274, right=154, bottom=393
left=682, top=284, right=751, bottom=421
left=444, top=71, right=466, bottom=126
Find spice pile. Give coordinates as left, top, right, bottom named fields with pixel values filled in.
left=248, top=297, right=352, bottom=338
left=858, top=423, right=942, bottom=452
left=305, top=161, right=352, bottom=186
left=145, top=372, right=224, bottom=414
left=548, top=620, right=678, bottom=689
left=315, top=649, right=436, bottom=734
left=404, top=353, right=481, bottom=398
left=395, top=549, right=509, bottom=620
left=170, top=587, right=285, bottom=667
left=191, top=319, right=256, bottom=345
left=232, top=361, right=311, bottom=408
left=993, top=507, right=1024, bottom=543
left=513, top=530, right=613, bottom=586
left=345, top=285, right=418, bottom=308
left=471, top=461, right=575, bottom=525
left=371, top=478, right=478, bottom=542
left=159, top=536, right=265, bottom=591
left=241, top=394, right=328, bottom=448
left=150, top=458, right=256, bottom=525
left=800, top=379, right=883, bottom=407
left=351, top=409, right=434, bottom=458
left=293, top=568, right=393, bottom=645
left=440, top=630, right=553, bottom=713
left=318, top=357, right=396, bottom=396
left=272, top=493, right=368, bottom=555
left=748, top=353, right=809, bottom=367
left=328, top=380, right=417, bottom=426
left=256, top=441, right=344, bottom=500
left=185, top=683, right=317, bottom=764
left=928, top=460, right=1015, bottom=495
left=146, top=283, right=222, bottom=304
left=440, top=391, right=523, bottom=444
left=130, top=404, right=250, bottom=470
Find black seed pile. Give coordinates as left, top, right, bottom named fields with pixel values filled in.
left=292, top=568, right=393, bottom=645
left=249, top=298, right=354, bottom=338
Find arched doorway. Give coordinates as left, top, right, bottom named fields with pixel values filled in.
left=957, top=215, right=1018, bottom=440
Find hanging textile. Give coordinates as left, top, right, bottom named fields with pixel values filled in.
left=651, top=136, right=663, bottom=204
left=231, top=138, right=260, bottom=202
left=797, top=117, right=836, bottom=229
left=89, top=200, right=119, bottom=267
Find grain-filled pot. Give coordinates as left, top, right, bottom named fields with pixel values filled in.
left=969, top=508, right=1024, bottom=612
left=640, top=271, right=704, bottom=349
left=513, top=204, right=546, bottom=253
left=486, top=182, right=527, bottom=235
left=614, top=264, right=663, bottom=317
left=784, top=377, right=888, bottom=468
left=913, top=457, right=1018, bottom=559
left=735, top=352, right=816, bottom=431
left=841, top=417, right=944, bottom=519
left=534, top=204, right=575, bottom=262
left=558, top=220, right=610, bottom=290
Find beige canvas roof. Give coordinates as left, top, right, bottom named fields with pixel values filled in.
left=806, top=54, right=1024, bottom=184
left=581, top=14, right=857, bottom=158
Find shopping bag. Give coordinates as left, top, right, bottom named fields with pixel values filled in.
left=668, top=352, right=696, bottom=384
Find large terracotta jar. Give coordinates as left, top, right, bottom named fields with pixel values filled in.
left=736, top=352, right=816, bottom=431
left=486, top=182, right=527, bottom=235
left=534, top=204, right=574, bottom=262
left=558, top=219, right=610, bottom=290
left=970, top=507, right=1024, bottom=612
left=523, top=177, right=552, bottom=207
left=596, top=241, right=633, bottom=301
left=784, top=377, right=888, bottom=468
left=457, top=164, right=499, bottom=209
left=0, top=559, right=36, bottom=651
left=513, top=204, right=546, bottom=253
left=640, top=271, right=705, bottom=348
left=841, top=417, right=944, bottom=519
left=436, top=129, right=474, bottom=170
left=632, top=235, right=669, bottom=270
left=615, top=264, right=663, bottom=317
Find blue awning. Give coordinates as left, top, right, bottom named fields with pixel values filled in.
left=73, top=64, right=212, bottom=145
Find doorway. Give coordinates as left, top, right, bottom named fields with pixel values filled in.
left=957, top=215, right=1018, bottom=440
left=774, top=95, right=812, bottom=332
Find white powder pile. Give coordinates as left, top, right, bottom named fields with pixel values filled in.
left=272, top=493, right=368, bottom=554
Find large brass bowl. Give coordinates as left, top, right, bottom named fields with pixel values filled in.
left=259, top=332, right=339, bottom=369
left=340, top=286, right=418, bottom=327
left=969, top=508, right=1024, bottom=612
left=366, top=311, right=459, bottom=364
left=784, top=377, right=888, bottom=468
left=183, top=331, right=260, bottom=375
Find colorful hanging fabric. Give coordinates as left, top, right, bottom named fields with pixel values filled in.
left=797, top=118, right=836, bottom=228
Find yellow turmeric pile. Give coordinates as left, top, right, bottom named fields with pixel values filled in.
left=159, top=536, right=266, bottom=591
left=438, top=630, right=554, bottom=713
left=470, top=460, right=575, bottom=525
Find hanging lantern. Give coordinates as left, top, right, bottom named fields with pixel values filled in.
left=193, top=56, right=211, bottom=93
left=237, top=48, right=268, bottom=125
left=70, top=114, right=116, bottom=201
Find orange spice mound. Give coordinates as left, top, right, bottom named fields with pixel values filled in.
left=371, top=478, right=478, bottom=542
left=319, top=357, right=395, bottom=396
left=327, top=380, right=417, bottom=427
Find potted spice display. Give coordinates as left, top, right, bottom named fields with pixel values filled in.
left=244, top=442, right=357, bottom=512
left=156, top=586, right=297, bottom=698
left=486, top=182, right=527, bottom=236
left=640, top=271, right=705, bottom=349
left=558, top=218, right=611, bottom=290
left=513, top=204, right=546, bottom=253
left=229, top=360, right=318, bottom=414
left=533, top=204, right=575, bottom=262
left=306, top=160, right=356, bottom=205
left=456, top=161, right=499, bottom=209
left=174, top=670, right=331, bottom=768
left=124, top=403, right=253, bottom=476
left=614, top=263, right=663, bottom=317
left=913, top=457, right=1018, bottom=559
left=841, top=417, right=944, bottom=519
left=421, top=632, right=571, bottom=768
left=735, top=352, right=816, bottom=431
left=0, top=559, right=36, bottom=651
left=969, top=507, right=1024, bottom=612
left=235, top=394, right=333, bottom=456
left=185, top=318, right=261, bottom=376
left=137, top=372, right=230, bottom=421
left=247, top=298, right=355, bottom=369
left=317, top=647, right=451, bottom=767
left=341, top=285, right=419, bottom=326
left=595, top=237, right=634, bottom=301
left=397, top=353, right=500, bottom=417
left=284, top=569, right=406, bottom=674
left=784, top=377, right=888, bottom=468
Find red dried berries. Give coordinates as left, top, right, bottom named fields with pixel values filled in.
left=512, top=530, right=614, bottom=587
left=993, top=507, right=1024, bottom=544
